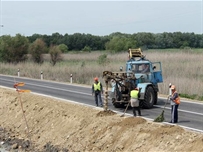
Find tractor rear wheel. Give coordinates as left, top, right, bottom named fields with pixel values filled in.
left=143, top=86, right=155, bottom=109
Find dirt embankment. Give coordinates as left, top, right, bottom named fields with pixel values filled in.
left=0, top=88, right=203, bottom=152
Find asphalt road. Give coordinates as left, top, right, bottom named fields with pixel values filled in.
left=0, top=75, right=203, bottom=133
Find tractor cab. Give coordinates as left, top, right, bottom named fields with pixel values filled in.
left=126, top=49, right=163, bottom=85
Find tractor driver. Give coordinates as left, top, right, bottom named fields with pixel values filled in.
left=132, top=64, right=139, bottom=73
left=141, top=64, right=149, bottom=73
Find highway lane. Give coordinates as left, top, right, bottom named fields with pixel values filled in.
left=0, top=75, right=203, bottom=132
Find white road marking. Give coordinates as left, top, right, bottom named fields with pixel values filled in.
left=159, top=97, right=203, bottom=105
left=1, top=79, right=203, bottom=116
left=15, top=82, right=203, bottom=116
left=0, top=78, right=91, bottom=95
left=154, top=105, right=203, bottom=116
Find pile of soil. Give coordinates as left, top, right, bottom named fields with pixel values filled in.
left=0, top=87, right=203, bottom=152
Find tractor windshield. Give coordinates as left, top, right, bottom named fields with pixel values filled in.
left=131, top=63, right=150, bottom=73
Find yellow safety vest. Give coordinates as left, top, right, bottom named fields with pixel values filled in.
left=94, top=82, right=101, bottom=91
left=130, top=90, right=139, bottom=99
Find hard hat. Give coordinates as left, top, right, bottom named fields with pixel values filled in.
left=171, top=85, right=176, bottom=90
left=94, top=77, right=98, bottom=81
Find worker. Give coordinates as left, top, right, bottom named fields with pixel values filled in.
left=92, top=77, right=103, bottom=107
left=131, top=65, right=137, bottom=72
left=169, top=85, right=180, bottom=123
left=141, top=64, right=149, bottom=73
left=130, top=87, right=141, bottom=117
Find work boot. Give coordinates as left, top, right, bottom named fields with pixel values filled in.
left=138, top=109, right=141, bottom=116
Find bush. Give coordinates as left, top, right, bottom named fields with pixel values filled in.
left=82, top=46, right=91, bottom=52
left=97, top=54, right=109, bottom=66
left=49, top=46, right=63, bottom=66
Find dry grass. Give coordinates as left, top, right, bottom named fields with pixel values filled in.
left=146, top=50, right=203, bottom=97
left=0, top=49, right=203, bottom=98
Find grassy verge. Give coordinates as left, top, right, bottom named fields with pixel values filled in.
left=0, top=49, right=203, bottom=101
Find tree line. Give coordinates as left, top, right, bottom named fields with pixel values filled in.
left=27, top=32, right=203, bottom=50
left=0, top=32, right=203, bottom=65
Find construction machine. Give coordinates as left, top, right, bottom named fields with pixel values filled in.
left=103, top=48, right=163, bottom=110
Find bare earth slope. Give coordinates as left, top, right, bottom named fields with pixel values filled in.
left=0, top=87, right=203, bottom=152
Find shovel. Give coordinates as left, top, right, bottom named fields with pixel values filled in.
left=154, top=97, right=169, bottom=122
left=120, top=101, right=130, bottom=117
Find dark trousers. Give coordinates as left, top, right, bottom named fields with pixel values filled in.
left=95, top=92, right=103, bottom=106
left=132, top=106, right=141, bottom=116
left=171, top=104, right=179, bottom=123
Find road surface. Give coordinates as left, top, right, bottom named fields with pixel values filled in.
left=0, top=75, right=203, bottom=133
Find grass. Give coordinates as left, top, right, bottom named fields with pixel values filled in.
left=0, top=48, right=203, bottom=101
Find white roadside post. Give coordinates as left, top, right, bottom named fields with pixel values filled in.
left=17, top=68, right=20, bottom=77
left=70, top=74, right=73, bottom=83
left=169, top=83, right=172, bottom=96
left=41, top=71, right=43, bottom=80
left=167, top=83, right=172, bottom=105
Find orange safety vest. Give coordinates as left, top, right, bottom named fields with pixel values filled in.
left=172, top=91, right=180, bottom=105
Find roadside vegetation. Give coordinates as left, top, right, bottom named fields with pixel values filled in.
left=0, top=49, right=203, bottom=101
left=0, top=32, right=203, bottom=100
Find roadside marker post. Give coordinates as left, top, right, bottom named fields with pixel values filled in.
left=169, top=83, right=172, bottom=96
left=70, top=74, right=73, bottom=83
left=41, top=71, right=43, bottom=80
left=18, top=68, right=20, bottom=77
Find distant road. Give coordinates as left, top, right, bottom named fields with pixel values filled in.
left=0, top=75, right=203, bottom=133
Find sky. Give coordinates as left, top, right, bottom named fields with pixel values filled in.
left=0, top=1, right=202, bottom=36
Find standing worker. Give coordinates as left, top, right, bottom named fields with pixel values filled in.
left=130, top=87, right=142, bottom=117
left=169, top=85, right=180, bottom=123
left=92, top=77, right=103, bottom=107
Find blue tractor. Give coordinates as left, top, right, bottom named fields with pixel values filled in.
left=103, top=48, right=163, bottom=109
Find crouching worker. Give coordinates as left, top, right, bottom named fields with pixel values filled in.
left=130, top=88, right=142, bottom=117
